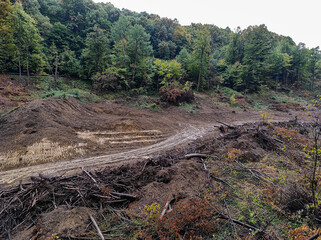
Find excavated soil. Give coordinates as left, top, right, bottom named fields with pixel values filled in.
left=0, top=97, right=177, bottom=171
left=0, top=94, right=300, bottom=186
left=0, top=89, right=310, bottom=187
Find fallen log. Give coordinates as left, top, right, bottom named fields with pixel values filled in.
left=184, top=153, right=211, bottom=159
left=160, top=200, right=171, bottom=220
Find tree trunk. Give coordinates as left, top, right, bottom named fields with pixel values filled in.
left=132, top=42, right=138, bottom=86
left=121, top=38, right=126, bottom=68
left=26, top=45, right=30, bottom=82
left=18, top=34, right=22, bottom=79
left=54, top=57, right=58, bottom=86
left=197, top=49, right=204, bottom=91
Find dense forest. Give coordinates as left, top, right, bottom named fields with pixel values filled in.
left=0, top=0, right=321, bottom=95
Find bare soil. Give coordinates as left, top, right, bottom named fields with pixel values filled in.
left=0, top=92, right=299, bottom=186
left=1, top=121, right=318, bottom=239
left=0, top=75, right=319, bottom=239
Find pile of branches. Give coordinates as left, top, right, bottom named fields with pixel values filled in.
left=0, top=167, right=141, bottom=238
left=0, top=148, right=185, bottom=239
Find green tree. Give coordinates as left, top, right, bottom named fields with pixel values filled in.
left=127, top=24, right=152, bottom=87
left=0, top=0, right=16, bottom=72
left=176, top=48, right=190, bottom=71
left=48, top=42, right=60, bottom=86
left=111, top=16, right=130, bottom=70
left=154, top=58, right=185, bottom=88
left=307, top=47, right=321, bottom=90
left=242, top=25, right=275, bottom=92
left=193, top=26, right=211, bottom=91
left=10, top=2, right=44, bottom=78
left=60, top=47, right=80, bottom=77
left=225, top=27, right=243, bottom=65
left=82, top=25, right=109, bottom=77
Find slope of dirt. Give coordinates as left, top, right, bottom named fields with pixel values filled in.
left=0, top=97, right=178, bottom=171
left=0, top=75, right=34, bottom=114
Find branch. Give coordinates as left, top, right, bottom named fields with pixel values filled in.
left=307, top=233, right=320, bottom=240
left=215, top=119, right=235, bottom=129
left=110, top=192, right=137, bottom=200
left=218, top=214, right=264, bottom=233
left=89, top=214, right=105, bottom=240
left=160, top=200, right=171, bottom=220
left=184, top=153, right=211, bottom=159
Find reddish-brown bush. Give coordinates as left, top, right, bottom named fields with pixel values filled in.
left=159, top=82, right=194, bottom=105
left=157, top=198, right=216, bottom=239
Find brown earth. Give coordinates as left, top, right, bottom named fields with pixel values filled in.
left=2, top=121, right=318, bottom=239
left=0, top=93, right=301, bottom=186
left=0, top=74, right=320, bottom=239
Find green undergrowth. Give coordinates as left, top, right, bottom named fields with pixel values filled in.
left=134, top=95, right=161, bottom=111
left=178, top=102, right=199, bottom=113
left=41, top=88, right=103, bottom=103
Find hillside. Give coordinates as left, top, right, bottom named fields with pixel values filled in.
left=1, top=0, right=321, bottom=239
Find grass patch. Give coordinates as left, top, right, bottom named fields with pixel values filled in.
left=221, top=87, right=243, bottom=98
left=179, top=102, right=198, bottom=113
left=134, top=95, right=161, bottom=111
left=41, top=88, right=103, bottom=103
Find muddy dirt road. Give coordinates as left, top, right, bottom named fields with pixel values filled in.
left=0, top=116, right=293, bottom=186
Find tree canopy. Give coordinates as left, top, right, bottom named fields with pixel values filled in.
left=0, top=0, right=320, bottom=94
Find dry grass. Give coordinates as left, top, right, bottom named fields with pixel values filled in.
left=77, top=130, right=163, bottom=145
left=0, top=138, right=86, bottom=170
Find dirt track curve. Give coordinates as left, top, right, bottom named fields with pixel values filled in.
left=0, top=116, right=295, bottom=187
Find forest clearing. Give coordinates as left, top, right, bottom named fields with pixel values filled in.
left=1, top=0, right=321, bottom=239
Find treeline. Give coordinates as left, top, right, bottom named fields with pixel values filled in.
left=0, top=0, right=320, bottom=94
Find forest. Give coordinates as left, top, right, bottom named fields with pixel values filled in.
left=1, top=0, right=321, bottom=97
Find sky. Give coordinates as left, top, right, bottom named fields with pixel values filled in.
left=93, top=0, right=321, bottom=49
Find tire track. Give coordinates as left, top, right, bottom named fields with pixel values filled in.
left=0, top=115, right=293, bottom=186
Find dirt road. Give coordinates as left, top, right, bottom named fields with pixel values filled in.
left=0, top=115, right=293, bottom=186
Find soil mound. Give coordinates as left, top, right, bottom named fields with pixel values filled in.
left=0, top=97, right=169, bottom=170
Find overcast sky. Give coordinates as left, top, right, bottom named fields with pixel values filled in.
left=93, top=0, right=320, bottom=49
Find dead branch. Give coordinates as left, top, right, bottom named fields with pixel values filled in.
left=215, top=119, right=235, bottom=129
left=307, top=233, right=320, bottom=240
left=211, top=176, right=235, bottom=190
left=82, top=168, right=98, bottom=184
left=110, top=192, right=136, bottom=200
left=89, top=214, right=105, bottom=240
left=160, top=200, right=171, bottom=220
left=218, top=214, right=264, bottom=233
left=184, top=153, right=211, bottom=159
left=224, top=199, right=237, bottom=237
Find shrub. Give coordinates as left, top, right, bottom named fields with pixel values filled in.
left=92, top=72, right=118, bottom=92
left=157, top=198, right=216, bottom=239
left=159, top=81, right=194, bottom=105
